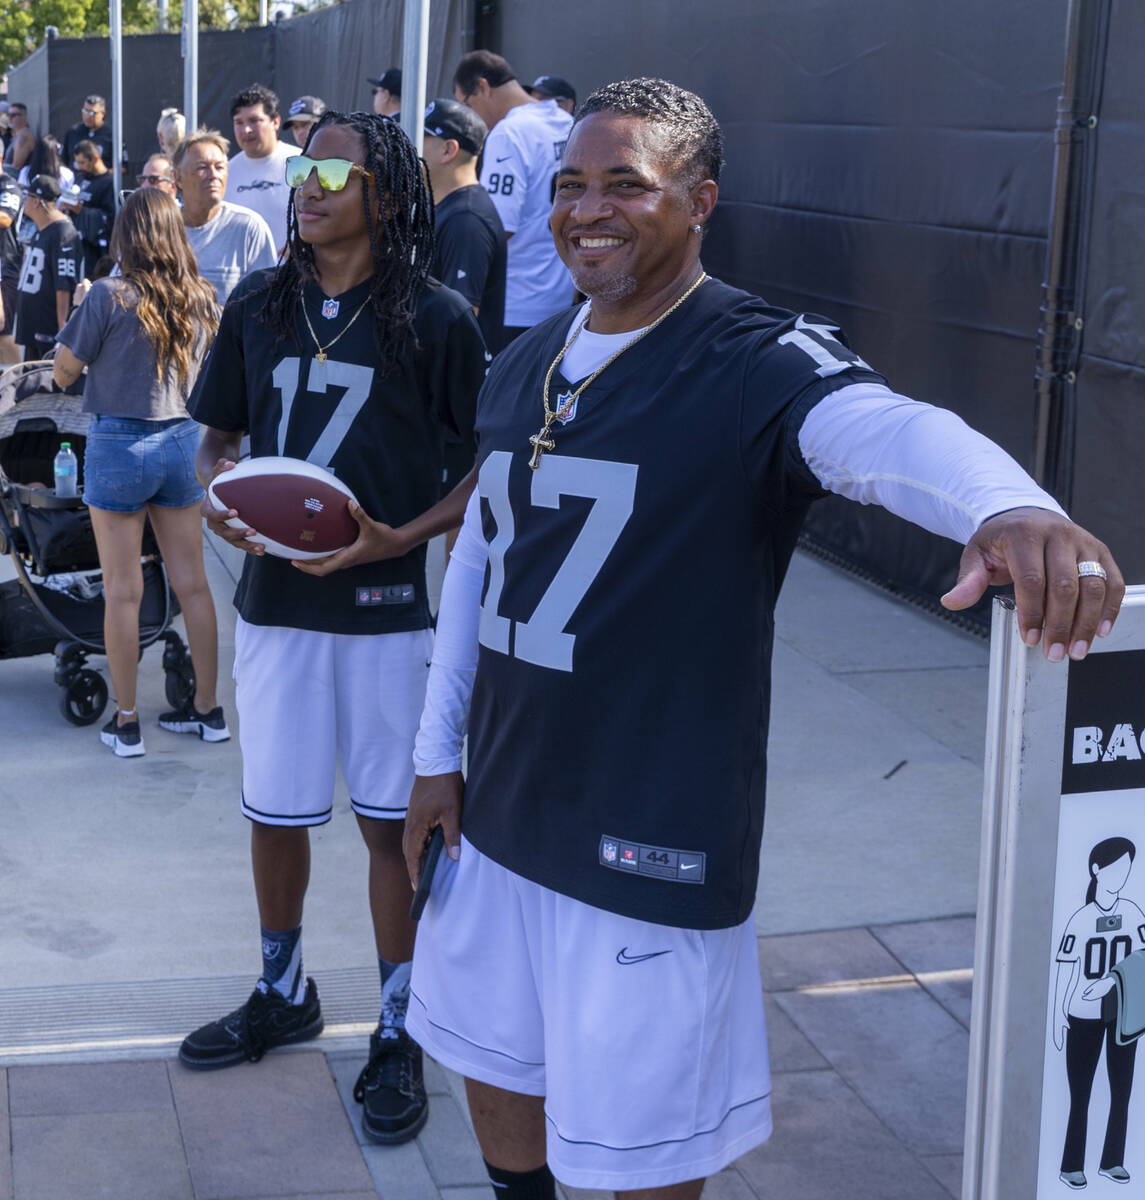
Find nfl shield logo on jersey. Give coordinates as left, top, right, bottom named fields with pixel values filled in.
left=603, top=840, right=617, bottom=863
left=554, top=389, right=578, bottom=424
left=321, top=298, right=340, bottom=319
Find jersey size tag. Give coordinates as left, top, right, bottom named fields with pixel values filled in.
left=355, top=584, right=415, bottom=607
left=599, top=835, right=706, bottom=884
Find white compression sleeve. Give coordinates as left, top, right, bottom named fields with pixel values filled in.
left=412, top=489, right=487, bottom=776
left=797, top=382, right=1067, bottom=543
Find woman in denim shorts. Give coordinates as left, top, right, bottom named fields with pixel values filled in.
left=53, top=188, right=229, bottom=757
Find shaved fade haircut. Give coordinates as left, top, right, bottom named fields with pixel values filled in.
left=574, top=78, right=724, bottom=187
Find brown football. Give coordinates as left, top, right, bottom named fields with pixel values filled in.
left=208, top=457, right=360, bottom=560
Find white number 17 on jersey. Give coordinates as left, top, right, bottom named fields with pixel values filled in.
left=478, top=450, right=638, bottom=673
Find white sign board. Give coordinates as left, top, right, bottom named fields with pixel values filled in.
left=964, top=589, right=1145, bottom=1199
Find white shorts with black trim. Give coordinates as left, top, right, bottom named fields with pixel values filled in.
left=407, top=836, right=772, bottom=1191
left=233, top=617, right=432, bottom=826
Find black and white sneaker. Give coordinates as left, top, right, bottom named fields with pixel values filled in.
left=158, top=701, right=230, bottom=742
left=179, top=977, right=324, bottom=1070
left=100, top=714, right=145, bottom=757
left=353, top=1028, right=428, bottom=1144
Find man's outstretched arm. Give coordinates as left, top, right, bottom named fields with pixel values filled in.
left=798, top=382, right=1123, bottom=659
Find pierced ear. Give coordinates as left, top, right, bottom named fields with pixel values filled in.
left=691, top=178, right=718, bottom=225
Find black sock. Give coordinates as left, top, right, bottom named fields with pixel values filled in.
left=483, top=1160, right=556, bottom=1200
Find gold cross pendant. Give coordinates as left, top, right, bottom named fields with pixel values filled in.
left=528, top=427, right=555, bottom=470
left=315, top=351, right=327, bottom=364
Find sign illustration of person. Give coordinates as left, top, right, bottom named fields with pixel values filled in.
left=1052, top=836, right=1145, bottom=1189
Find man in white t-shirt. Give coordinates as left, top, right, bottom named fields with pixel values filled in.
left=453, top=51, right=574, bottom=343
left=176, top=129, right=277, bottom=303
left=224, top=83, right=300, bottom=252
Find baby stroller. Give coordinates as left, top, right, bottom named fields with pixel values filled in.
left=0, top=359, right=196, bottom=724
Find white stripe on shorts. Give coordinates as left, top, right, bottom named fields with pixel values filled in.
left=234, top=617, right=432, bottom=826
left=408, top=836, right=772, bottom=1190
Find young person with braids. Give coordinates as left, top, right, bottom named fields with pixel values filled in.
left=181, top=110, right=486, bottom=1146
left=52, top=188, right=225, bottom=757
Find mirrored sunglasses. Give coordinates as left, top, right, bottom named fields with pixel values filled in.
left=284, top=156, right=368, bottom=191
left=137, top=173, right=173, bottom=185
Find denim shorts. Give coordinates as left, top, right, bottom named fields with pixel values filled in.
left=83, top=415, right=205, bottom=513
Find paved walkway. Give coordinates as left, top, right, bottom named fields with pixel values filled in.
left=0, top=540, right=990, bottom=1199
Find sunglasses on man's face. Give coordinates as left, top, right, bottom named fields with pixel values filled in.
left=284, top=156, right=368, bottom=191
left=137, top=173, right=173, bottom=186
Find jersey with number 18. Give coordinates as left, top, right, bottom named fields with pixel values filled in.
left=463, top=278, right=887, bottom=930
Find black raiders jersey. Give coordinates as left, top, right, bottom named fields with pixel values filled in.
left=189, top=270, right=486, bottom=635
left=433, top=185, right=508, bottom=354
left=463, top=277, right=887, bottom=929
left=15, top=217, right=82, bottom=350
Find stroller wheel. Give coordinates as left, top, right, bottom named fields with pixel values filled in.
left=60, top=669, right=109, bottom=726
left=165, top=662, right=196, bottom=710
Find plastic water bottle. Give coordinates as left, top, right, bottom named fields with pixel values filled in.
left=53, top=442, right=78, bottom=498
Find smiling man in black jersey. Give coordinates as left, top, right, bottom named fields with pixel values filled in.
left=182, top=111, right=486, bottom=1146
left=402, top=78, right=1123, bottom=1200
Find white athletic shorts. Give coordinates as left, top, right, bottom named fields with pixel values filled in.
left=233, top=617, right=433, bottom=826
left=407, top=837, right=773, bottom=1191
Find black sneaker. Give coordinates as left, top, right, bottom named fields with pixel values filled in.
left=159, top=701, right=230, bottom=742
left=100, top=714, right=145, bottom=758
left=353, top=1028, right=428, bottom=1144
left=179, top=977, right=324, bottom=1070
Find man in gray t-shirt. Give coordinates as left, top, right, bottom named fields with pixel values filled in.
left=175, top=129, right=277, bottom=303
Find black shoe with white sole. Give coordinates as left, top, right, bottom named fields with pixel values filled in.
left=100, top=714, right=145, bottom=757
left=159, top=702, right=230, bottom=741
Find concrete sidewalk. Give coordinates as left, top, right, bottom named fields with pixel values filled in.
left=0, top=542, right=990, bottom=1199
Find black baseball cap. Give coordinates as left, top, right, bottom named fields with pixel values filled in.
left=284, top=95, right=326, bottom=125
left=423, top=98, right=488, bottom=156
left=27, top=175, right=60, bottom=201
left=367, top=68, right=402, bottom=96
left=526, top=75, right=576, bottom=104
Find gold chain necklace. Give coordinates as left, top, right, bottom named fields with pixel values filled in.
left=301, top=288, right=373, bottom=363
left=528, top=272, right=708, bottom=469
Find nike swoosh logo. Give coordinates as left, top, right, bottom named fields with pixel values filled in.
left=496, top=155, right=511, bottom=162
left=616, top=948, right=672, bottom=965
left=680, top=863, right=698, bottom=871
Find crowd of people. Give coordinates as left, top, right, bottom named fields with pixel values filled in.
left=0, top=52, right=1127, bottom=1200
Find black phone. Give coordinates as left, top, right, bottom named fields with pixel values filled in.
left=409, top=825, right=446, bottom=921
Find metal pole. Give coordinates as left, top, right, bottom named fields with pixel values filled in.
left=110, top=0, right=124, bottom=209
left=399, top=0, right=430, bottom=154
left=182, top=0, right=199, bottom=134
left=157, top=0, right=168, bottom=33
left=259, top=0, right=268, bottom=26
left=1032, top=0, right=1111, bottom=506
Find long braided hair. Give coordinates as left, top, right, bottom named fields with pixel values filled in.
left=261, top=110, right=435, bottom=378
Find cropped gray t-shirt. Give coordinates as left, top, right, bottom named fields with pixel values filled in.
left=58, top=277, right=212, bottom=420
